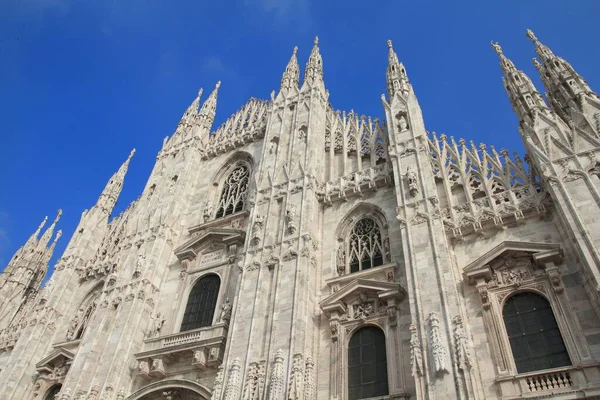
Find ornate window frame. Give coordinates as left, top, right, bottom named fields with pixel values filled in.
left=463, top=241, right=600, bottom=398
left=320, top=270, right=408, bottom=399
left=204, top=153, right=254, bottom=223
left=335, top=207, right=392, bottom=276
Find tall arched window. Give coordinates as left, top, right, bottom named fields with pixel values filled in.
left=349, top=217, right=384, bottom=273
left=215, top=165, right=250, bottom=218
left=348, top=326, right=389, bottom=400
left=180, top=274, right=221, bottom=332
left=74, top=296, right=98, bottom=340
left=503, top=292, right=571, bottom=373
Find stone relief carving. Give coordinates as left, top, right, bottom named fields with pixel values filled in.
left=336, top=240, right=346, bottom=276
left=224, top=358, right=241, bottom=400
left=146, top=312, right=165, bottom=338
left=267, top=349, right=285, bottom=400
left=452, top=316, right=472, bottom=372
left=285, top=204, right=297, bottom=234
left=251, top=215, right=264, bottom=245
left=410, top=324, right=423, bottom=377
left=211, top=365, right=224, bottom=400
left=428, top=312, right=449, bottom=375
left=304, top=356, right=316, bottom=400
left=288, top=353, right=305, bottom=400
left=406, top=166, right=418, bottom=197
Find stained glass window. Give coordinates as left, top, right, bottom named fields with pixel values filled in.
left=215, top=165, right=249, bottom=219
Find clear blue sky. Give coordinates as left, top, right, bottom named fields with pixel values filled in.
left=1, top=0, right=599, bottom=271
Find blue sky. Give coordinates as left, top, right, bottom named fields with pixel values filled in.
left=1, top=0, right=599, bottom=272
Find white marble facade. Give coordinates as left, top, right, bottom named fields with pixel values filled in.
left=2, top=31, right=600, bottom=400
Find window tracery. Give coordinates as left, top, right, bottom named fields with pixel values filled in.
left=215, top=165, right=250, bottom=219
left=348, top=218, right=385, bottom=273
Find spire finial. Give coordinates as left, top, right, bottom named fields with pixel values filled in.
left=532, top=58, right=542, bottom=70
left=53, top=209, right=63, bottom=224
left=387, top=39, right=393, bottom=49
left=215, top=81, right=221, bottom=89
left=526, top=29, right=538, bottom=42
left=491, top=41, right=503, bottom=55
left=197, top=87, right=203, bottom=98
left=128, top=148, right=136, bottom=160
left=314, top=36, right=319, bottom=45
left=293, top=46, right=298, bottom=54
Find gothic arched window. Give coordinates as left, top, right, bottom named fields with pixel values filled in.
left=215, top=165, right=250, bottom=218
left=180, top=274, right=221, bottom=332
left=348, top=326, right=389, bottom=400
left=348, top=217, right=384, bottom=273
left=503, top=292, right=571, bottom=373
left=74, top=296, right=98, bottom=340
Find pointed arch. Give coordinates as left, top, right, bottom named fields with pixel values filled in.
left=67, top=282, right=103, bottom=341
left=335, top=203, right=391, bottom=276
left=209, top=152, right=254, bottom=220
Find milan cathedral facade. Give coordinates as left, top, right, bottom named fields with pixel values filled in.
left=2, top=30, right=600, bottom=400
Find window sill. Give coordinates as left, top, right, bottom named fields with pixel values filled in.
left=325, top=262, right=397, bottom=292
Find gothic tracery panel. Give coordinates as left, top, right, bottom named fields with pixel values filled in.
left=215, top=165, right=250, bottom=219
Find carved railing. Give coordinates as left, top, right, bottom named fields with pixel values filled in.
left=523, top=370, right=573, bottom=392
left=495, top=365, right=600, bottom=399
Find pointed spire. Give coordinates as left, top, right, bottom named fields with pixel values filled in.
left=197, top=81, right=221, bottom=131
left=280, top=46, right=300, bottom=93
left=303, top=37, right=323, bottom=87
left=386, top=39, right=411, bottom=98
left=96, top=149, right=135, bottom=214
left=24, top=215, right=47, bottom=248
left=182, top=88, right=203, bottom=122
left=525, top=29, right=598, bottom=121
left=38, top=209, right=62, bottom=249
left=491, top=41, right=549, bottom=124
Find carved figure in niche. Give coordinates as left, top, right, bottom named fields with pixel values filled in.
left=193, top=350, right=204, bottom=364
left=202, top=200, right=212, bottom=222
left=398, top=115, right=409, bottom=132
left=336, top=241, right=346, bottom=276
left=49, top=362, right=67, bottom=379
left=269, top=137, right=279, bottom=154
left=151, top=358, right=164, bottom=372
left=134, top=251, right=145, bottom=278
left=251, top=215, right=264, bottom=245
left=219, top=298, right=232, bottom=323
left=329, top=320, right=339, bottom=341
left=285, top=204, right=297, bottom=234
left=66, top=315, right=80, bottom=341
left=146, top=313, right=165, bottom=338
left=406, top=166, right=418, bottom=197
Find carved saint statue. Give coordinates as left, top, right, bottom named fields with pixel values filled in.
left=336, top=242, right=346, bottom=276
left=202, top=200, right=212, bottom=222
left=220, top=298, right=232, bottom=323
left=66, top=315, right=80, bottom=341
left=406, top=167, right=418, bottom=197
left=398, top=115, right=408, bottom=132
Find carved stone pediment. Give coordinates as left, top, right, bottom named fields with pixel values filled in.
left=35, top=348, right=73, bottom=381
left=463, top=241, right=563, bottom=285
left=174, top=228, right=246, bottom=262
left=320, top=278, right=406, bottom=317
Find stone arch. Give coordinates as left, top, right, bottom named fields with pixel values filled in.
left=334, top=203, right=392, bottom=275
left=66, top=281, right=103, bottom=341
left=208, top=151, right=254, bottom=220
left=125, top=379, right=212, bottom=400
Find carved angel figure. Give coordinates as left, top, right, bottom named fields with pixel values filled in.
left=336, top=242, right=346, bottom=275
left=66, top=315, right=80, bottom=341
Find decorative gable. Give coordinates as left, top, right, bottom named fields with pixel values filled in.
left=174, top=227, right=246, bottom=263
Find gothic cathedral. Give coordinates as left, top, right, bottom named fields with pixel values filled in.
left=2, top=31, right=600, bottom=400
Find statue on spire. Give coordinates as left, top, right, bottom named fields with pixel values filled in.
left=491, top=41, right=503, bottom=55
